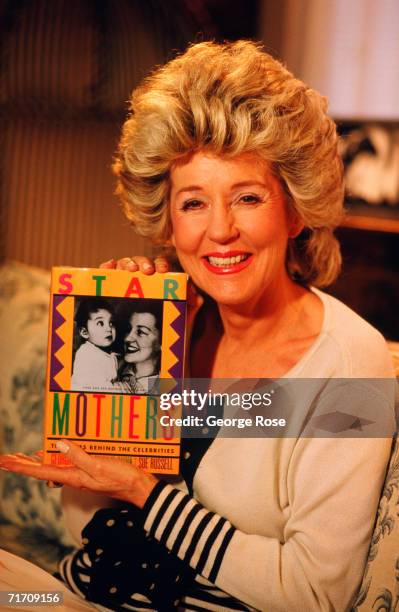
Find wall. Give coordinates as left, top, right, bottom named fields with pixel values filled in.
left=0, top=0, right=199, bottom=268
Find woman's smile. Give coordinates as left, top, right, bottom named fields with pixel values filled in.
left=202, top=251, right=253, bottom=274
left=125, top=341, right=139, bottom=353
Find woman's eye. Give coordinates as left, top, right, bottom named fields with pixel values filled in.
left=239, top=194, right=262, bottom=204
left=181, top=199, right=203, bottom=211
left=98, top=321, right=104, bottom=326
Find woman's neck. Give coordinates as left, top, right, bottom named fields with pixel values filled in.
left=134, top=360, right=157, bottom=379
left=217, top=276, right=309, bottom=347
left=214, top=279, right=323, bottom=378
left=190, top=277, right=324, bottom=378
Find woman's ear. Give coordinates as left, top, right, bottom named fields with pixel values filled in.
left=286, top=199, right=304, bottom=238
left=288, top=214, right=305, bottom=238
left=283, top=190, right=304, bottom=239
left=161, top=230, right=175, bottom=248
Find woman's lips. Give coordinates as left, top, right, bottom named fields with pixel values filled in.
left=125, top=343, right=139, bottom=353
left=202, top=252, right=253, bottom=274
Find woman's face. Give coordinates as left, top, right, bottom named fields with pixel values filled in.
left=124, top=312, right=160, bottom=364
left=169, top=150, right=300, bottom=307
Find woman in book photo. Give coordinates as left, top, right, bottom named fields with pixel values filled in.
left=0, top=40, right=396, bottom=611
left=116, top=300, right=163, bottom=395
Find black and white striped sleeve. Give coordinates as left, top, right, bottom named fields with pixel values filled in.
left=142, top=481, right=236, bottom=583
left=58, top=548, right=92, bottom=598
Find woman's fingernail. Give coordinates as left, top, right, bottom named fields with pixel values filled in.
left=143, top=263, right=153, bottom=271
left=56, top=441, right=70, bottom=454
left=127, top=260, right=138, bottom=271
left=101, top=259, right=115, bottom=268
left=46, top=480, right=63, bottom=488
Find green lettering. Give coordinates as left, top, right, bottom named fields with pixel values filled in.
left=52, top=393, right=70, bottom=435
left=92, top=275, right=106, bottom=296
left=163, top=279, right=179, bottom=299
left=146, top=397, right=158, bottom=439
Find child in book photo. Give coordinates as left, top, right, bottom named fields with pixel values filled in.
left=71, top=297, right=119, bottom=392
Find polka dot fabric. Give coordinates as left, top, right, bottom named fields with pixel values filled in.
left=80, top=505, right=197, bottom=611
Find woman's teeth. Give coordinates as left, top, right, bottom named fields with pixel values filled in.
left=207, top=254, right=249, bottom=267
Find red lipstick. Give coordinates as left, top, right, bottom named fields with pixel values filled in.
left=202, top=251, right=253, bottom=275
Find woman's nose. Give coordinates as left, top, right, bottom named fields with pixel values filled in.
left=125, top=330, right=136, bottom=342
left=206, top=206, right=239, bottom=244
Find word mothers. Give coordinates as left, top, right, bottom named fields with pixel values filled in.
left=51, top=392, right=175, bottom=440
left=160, top=389, right=274, bottom=411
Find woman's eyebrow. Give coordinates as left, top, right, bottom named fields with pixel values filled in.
left=175, top=185, right=203, bottom=196
left=175, top=180, right=269, bottom=196
left=231, top=180, right=268, bottom=189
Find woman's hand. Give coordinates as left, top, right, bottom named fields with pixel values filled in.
left=0, top=440, right=158, bottom=509
left=100, top=256, right=170, bottom=274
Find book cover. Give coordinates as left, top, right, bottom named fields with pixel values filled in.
left=43, top=266, right=187, bottom=475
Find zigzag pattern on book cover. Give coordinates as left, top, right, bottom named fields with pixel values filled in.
left=169, top=301, right=185, bottom=379
left=161, top=300, right=186, bottom=395
left=49, top=295, right=70, bottom=391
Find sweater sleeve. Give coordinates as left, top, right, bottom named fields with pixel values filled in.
left=142, top=435, right=392, bottom=612
left=142, top=480, right=236, bottom=584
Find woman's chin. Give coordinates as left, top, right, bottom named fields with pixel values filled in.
left=204, top=286, right=259, bottom=308
left=123, top=355, right=156, bottom=368
left=123, top=354, right=140, bottom=364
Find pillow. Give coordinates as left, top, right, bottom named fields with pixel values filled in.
left=0, top=261, right=75, bottom=551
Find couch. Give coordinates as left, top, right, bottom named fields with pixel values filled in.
left=0, top=260, right=398, bottom=608
left=0, top=261, right=75, bottom=572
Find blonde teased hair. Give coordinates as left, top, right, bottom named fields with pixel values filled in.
left=114, top=40, right=344, bottom=287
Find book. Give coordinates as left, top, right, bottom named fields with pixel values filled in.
left=43, top=266, right=187, bottom=475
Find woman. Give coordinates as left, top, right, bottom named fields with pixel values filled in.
left=117, top=301, right=162, bottom=394
left=0, top=41, right=396, bottom=611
